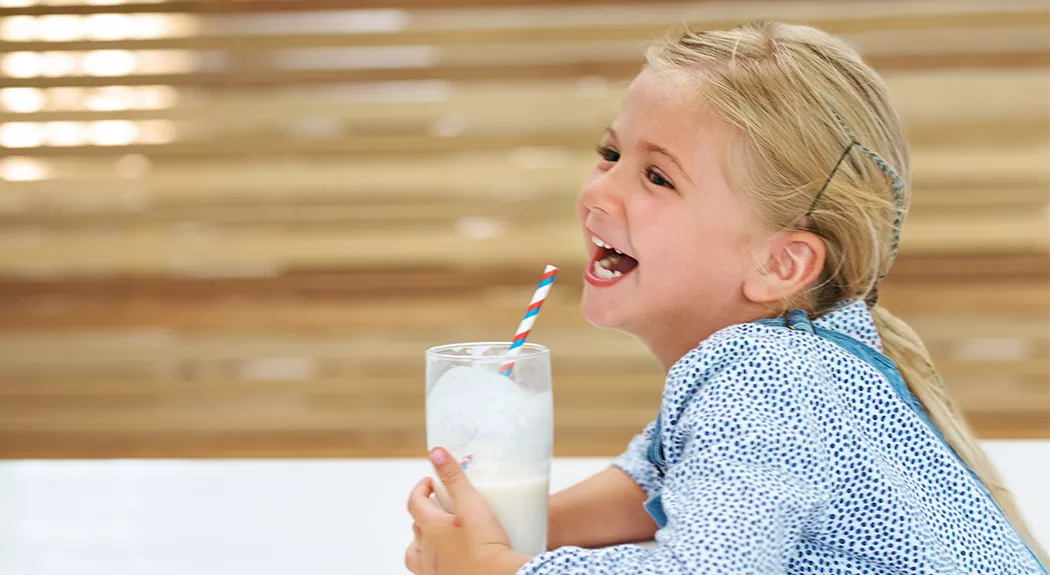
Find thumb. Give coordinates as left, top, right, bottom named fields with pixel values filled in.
left=430, top=447, right=479, bottom=508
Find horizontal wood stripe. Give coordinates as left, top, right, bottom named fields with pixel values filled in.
left=0, top=0, right=1046, bottom=458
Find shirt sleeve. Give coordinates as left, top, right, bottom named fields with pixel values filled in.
left=609, top=419, right=660, bottom=496
left=518, top=334, right=830, bottom=574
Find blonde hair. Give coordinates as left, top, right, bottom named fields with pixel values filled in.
left=646, top=21, right=1046, bottom=564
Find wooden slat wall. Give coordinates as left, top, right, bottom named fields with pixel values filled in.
left=0, top=0, right=1047, bottom=458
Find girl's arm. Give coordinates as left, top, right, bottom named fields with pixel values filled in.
left=548, top=419, right=662, bottom=550
left=547, top=466, right=658, bottom=550
left=518, top=342, right=827, bottom=575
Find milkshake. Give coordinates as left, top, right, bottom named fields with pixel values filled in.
left=434, top=474, right=551, bottom=556
left=426, top=343, right=553, bottom=556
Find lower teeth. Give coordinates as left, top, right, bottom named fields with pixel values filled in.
left=593, top=261, right=622, bottom=279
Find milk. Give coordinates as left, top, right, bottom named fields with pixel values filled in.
left=427, top=360, right=553, bottom=556
left=426, top=365, right=553, bottom=476
left=434, top=474, right=550, bottom=556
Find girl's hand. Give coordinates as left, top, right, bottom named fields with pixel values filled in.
left=405, top=447, right=531, bottom=575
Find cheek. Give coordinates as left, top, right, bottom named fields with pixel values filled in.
left=631, top=205, right=696, bottom=269
left=637, top=216, right=749, bottom=292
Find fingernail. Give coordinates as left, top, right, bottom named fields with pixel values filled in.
left=429, top=447, right=447, bottom=465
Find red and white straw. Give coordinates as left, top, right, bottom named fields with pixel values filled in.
left=499, top=265, right=558, bottom=376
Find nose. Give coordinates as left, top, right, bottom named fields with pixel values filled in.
left=578, top=167, right=626, bottom=220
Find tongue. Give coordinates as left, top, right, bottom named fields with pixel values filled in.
left=600, top=252, right=639, bottom=274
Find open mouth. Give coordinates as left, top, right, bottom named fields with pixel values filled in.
left=587, top=234, right=639, bottom=284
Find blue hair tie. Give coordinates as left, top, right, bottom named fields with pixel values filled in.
left=807, top=111, right=907, bottom=274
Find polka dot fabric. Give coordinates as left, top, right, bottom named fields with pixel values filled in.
left=518, top=300, right=1043, bottom=575
left=814, top=299, right=884, bottom=352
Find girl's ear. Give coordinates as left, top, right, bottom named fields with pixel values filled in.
left=742, top=231, right=826, bottom=305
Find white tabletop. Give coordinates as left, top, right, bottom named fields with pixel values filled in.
left=0, top=440, right=1046, bottom=575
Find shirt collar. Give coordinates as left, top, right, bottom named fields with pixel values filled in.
left=812, top=299, right=884, bottom=352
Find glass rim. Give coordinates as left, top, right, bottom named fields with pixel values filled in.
left=426, top=342, right=549, bottom=361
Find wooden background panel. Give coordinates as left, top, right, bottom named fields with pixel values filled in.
left=0, top=0, right=1047, bottom=458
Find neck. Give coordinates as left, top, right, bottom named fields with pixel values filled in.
left=647, top=336, right=701, bottom=374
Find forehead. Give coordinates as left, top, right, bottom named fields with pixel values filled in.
left=615, top=68, right=732, bottom=160
left=622, top=67, right=692, bottom=114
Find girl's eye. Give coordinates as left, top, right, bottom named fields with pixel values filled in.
left=646, top=168, right=674, bottom=190
left=595, top=145, right=620, bottom=163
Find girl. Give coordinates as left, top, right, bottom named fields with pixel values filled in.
left=405, top=21, right=1048, bottom=574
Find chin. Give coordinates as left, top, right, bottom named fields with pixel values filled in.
left=581, top=288, right=631, bottom=330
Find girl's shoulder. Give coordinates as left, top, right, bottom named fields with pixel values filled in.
left=664, top=314, right=887, bottom=427
left=665, top=322, right=816, bottom=414
left=669, top=320, right=809, bottom=383
left=660, top=323, right=832, bottom=469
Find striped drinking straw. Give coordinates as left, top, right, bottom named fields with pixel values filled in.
left=498, top=265, right=558, bottom=377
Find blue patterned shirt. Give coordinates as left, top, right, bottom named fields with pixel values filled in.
left=518, top=300, right=1044, bottom=574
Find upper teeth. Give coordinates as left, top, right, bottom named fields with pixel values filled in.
left=591, top=235, right=621, bottom=254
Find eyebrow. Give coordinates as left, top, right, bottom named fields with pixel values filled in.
left=605, top=127, right=696, bottom=186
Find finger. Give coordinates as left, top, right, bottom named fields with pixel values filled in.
left=429, top=447, right=482, bottom=508
left=406, top=477, right=432, bottom=521
left=404, top=541, right=421, bottom=574
left=407, top=476, right=448, bottom=524
left=412, top=522, right=422, bottom=540
left=406, top=477, right=430, bottom=515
